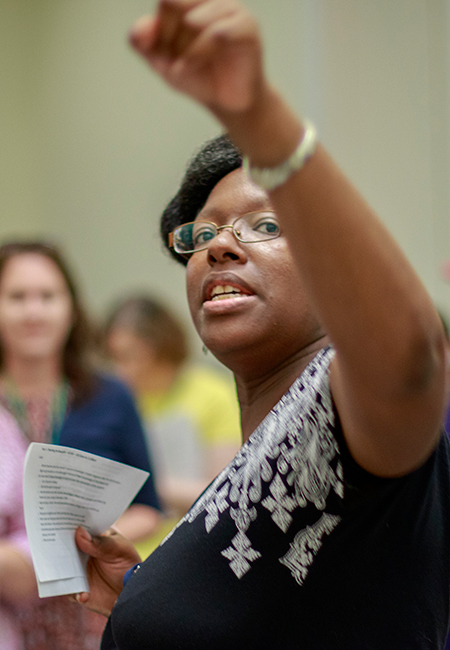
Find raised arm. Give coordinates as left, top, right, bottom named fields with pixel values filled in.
left=129, top=0, right=447, bottom=476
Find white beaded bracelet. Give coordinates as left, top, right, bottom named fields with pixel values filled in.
left=242, top=121, right=317, bottom=191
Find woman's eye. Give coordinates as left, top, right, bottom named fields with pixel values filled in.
left=252, top=217, right=280, bottom=236
left=42, top=291, right=55, bottom=302
left=8, top=291, right=26, bottom=302
left=193, top=226, right=216, bottom=247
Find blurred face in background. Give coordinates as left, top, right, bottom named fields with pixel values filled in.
left=0, top=253, right=73, bottom=365
left=106, top=327, right=155, bottom=393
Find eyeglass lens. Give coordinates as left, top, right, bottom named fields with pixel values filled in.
left=173, top=211, right=280, bottom=255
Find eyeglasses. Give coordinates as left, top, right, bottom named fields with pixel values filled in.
left=169, top=210, right=281, bottom=257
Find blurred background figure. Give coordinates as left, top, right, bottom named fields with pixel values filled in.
left=0, top=241, right=161, bottom=649
left=104, top=296, right=241, bottom=554
left=0, top=407, right=37, bottom=650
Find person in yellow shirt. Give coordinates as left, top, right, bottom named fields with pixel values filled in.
left=104, top=295, right=241, bottom=556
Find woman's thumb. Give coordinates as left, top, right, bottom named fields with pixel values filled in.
left=75, top=526, right=100, bottom=554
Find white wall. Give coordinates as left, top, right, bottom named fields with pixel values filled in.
left=1, top=0, right=450, bottom=351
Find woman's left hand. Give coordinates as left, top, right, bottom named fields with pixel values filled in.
left=73, top=526, right=141, bottom=617
left=129, top=0, right=265, bottom=115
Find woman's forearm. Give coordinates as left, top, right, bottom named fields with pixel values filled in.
left=114, top=504, right=161, bottom=543
left=220, top=87, right=444, bottom=394
left=0, top=542, right=37, bottom=603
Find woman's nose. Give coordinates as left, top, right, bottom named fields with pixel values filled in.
left=24, top=296, right=46, bottom=317
left=206, top=227, right=247, bottom=265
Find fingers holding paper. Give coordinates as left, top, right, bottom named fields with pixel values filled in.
left=73, top=527, right=140, bottom=618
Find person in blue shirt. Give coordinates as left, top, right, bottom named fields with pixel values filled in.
left=61, top=373, right=161, bottom=525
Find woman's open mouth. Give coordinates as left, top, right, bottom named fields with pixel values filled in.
left=210, top=285, right=251, bottom=301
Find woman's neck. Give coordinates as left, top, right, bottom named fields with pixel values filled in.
left=1, top=355, right=63, bottom=399
left=139, top=360, right=180, bottom=395
left=234, top=335, right=329, bottom=443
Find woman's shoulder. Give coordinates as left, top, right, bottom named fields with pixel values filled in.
left=94, top=372, right=132, bottom=392
left=0, top=404, right=25, bottom=442
left=0, top=405, right=27, bottom=473
left=75, top=373, right=136, bottom=409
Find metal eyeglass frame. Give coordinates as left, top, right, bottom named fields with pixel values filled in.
left=168, top=210, right=281, bottom=257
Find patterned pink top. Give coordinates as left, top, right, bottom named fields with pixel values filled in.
left=0, top=395, right=107, bottom=650
left=0, top=406, right=30, bottom=650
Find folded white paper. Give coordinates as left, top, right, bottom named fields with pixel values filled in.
left=23, top=443, right=149, bottom=598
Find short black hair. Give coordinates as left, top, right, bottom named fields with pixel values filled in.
left=160, top=134, right=242, bottom=266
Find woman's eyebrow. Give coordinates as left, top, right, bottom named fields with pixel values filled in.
left=196, top=202, right=272, bottom=221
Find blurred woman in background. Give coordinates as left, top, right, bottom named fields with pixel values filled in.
left=104, top=295, right=240, bottom=555
left=0, top=241, right=161, bottom=649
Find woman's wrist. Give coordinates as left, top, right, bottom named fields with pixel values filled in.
left=213, top=83, right=303, bottom=170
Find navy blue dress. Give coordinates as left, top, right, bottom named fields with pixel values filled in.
left=59, top=374, right=160, bottom=511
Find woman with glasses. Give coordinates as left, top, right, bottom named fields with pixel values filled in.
left=0, top=241, right=161, bottom=649
left=75, top=1, right=450, bottom=647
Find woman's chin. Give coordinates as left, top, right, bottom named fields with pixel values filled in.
left=11, top=346, right=63, bottom=363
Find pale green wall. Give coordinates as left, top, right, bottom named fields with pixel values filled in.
left=1, top=0, right=450, bottom=352
left=0, top=1, right=46, bottom=234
